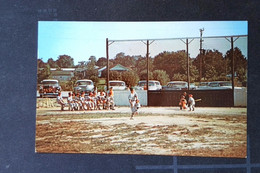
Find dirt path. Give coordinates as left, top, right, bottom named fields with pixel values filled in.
left=36, top=107, right=247, bottom=158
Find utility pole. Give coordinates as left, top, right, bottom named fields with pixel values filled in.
left=199, top=28, right=204, bottom=82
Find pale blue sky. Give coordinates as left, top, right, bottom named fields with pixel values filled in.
left=38, top=21, right=247, bottom=64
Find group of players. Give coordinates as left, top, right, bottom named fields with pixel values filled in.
left=179, top=92, right=195, bottom=111
left=57, top=87, right=115, bottom=111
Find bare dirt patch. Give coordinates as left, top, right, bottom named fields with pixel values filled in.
left=35, top=108, right=247, bottom=158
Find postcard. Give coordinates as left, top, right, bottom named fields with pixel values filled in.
left=36, top=21, right=247, bottom=158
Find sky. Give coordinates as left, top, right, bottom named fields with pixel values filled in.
left=38, top=21, right=247, bottom=64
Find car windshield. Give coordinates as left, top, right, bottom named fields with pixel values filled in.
left=199, top=82, right=208, bottom=86
left=110, top=82, right=125, bottom=86
left=139, top=82, right=154, bottom=86
left=168, top=82, right=186, bottom=87
left=42, top=81, right=58, bottom=85
left=77, top=81, right=92, bottom=85
left=209, top=83, right=219, bottom=87
left=155, top=82, right=160, bottom=85
left=219, top=82, right=232, bottom=86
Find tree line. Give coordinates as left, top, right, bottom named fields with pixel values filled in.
left=38, top=47, right=247, bottom=88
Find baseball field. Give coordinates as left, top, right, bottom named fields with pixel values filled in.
left=36, top=106, right=247, bottom=158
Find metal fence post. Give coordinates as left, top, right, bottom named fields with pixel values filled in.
left=186, top=38, right=190, bottom=90
left=146, top=40, right=149, bottom=106
left=106, top=38, right=109, bottom=91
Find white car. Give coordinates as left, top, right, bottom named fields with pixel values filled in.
left=154, top=81, right=162, bottom=90
left=163, top=81, right=188, bottom=90
left=137, top=80, right=162, bottom=90
left=73, top=79, right=94, bottom=94
left=196, top=81, right=232, bottom=90
left=208, top=81, right=232, bottom=89
left=197, top=82, right=210, bottom=89
left=189, top=83, right=197, bottom=90
left=109, top=80, right=127, bottom=90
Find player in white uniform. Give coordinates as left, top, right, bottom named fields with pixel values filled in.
left=92, top=92, right=99, bottom=110
left=106, top=87, right=115, bottom=110
left=80, top=92, right=87, bottom=110
left=128, top=88, right=139, bottom=120
left=67, top=92, right=75, bottom=111
left=74, top=93, right=81, bottom=110
left=57, top=92, right=66, bottom=111
left=84, top=92, right=94, bottom=110
left=98, top=91, right=106, bottom=109
left=188, top=94, right=195, bottom=111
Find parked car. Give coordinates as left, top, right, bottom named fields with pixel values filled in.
left=190, top=83, right=197, bottom=90
left=154, top=81, right=162, bottom=90
left=107, top=80, right=127, bottom=90
left=197, top=82, right=210, bottom=89
left=163, top=81, right=188, bottom=90
left=136, top=80, right=162, bottom=90
left=39, top=79, right=61, bottom=98
left=73, top=79, right=94, bottom=95
left=196, top=81, right=232, bottom=90
left=208, top=81, right=232, bottom=89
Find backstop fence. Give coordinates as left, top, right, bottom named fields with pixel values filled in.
left=106, top=35, right=247, bottom=107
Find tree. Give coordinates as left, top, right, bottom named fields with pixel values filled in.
left=139, top=71, right=154, bottom=80
left=109, top=71, right=122, bottom=80
left=135, top=57, right=154, bottom=77
left=37, top=58, right=46, bottom=68
left=47, top=58, right=58, bottom=68
left=37, top=64, right=51, bottom=83
left=193, top=49, right=226, bottom=81
left=113, top=52, right=136, bottom=68
left=89, top=56, right=97, bottom=64
left=153, top=51, right=198, bottom=81
left=224, top=47, right=247, bottom=83
left=85, top=56, right=99, bottom=85
left=56, top=55, right=74, bottom=68
left=172, top=73, right=186, bottom=81
left=121, top=71, right=139, bottom=88
left=77, top=61, right=87, bottom=68
left=96, top=57, right=107, bottom=67
left=152, top=70, right=170, bottom=85
left=189, top=61, right=199, bottom=82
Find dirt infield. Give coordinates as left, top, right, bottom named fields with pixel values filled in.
left=36, top=106, right=247, bottom=158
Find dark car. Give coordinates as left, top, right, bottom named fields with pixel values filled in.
left=39, top=79, right=61, bottom=98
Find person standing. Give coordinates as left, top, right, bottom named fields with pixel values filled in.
left=107, top=87, right=115, bottom=110
left=128, top=88, right=138, bottom=120
left=179, top=92, right=188, bottom=110
left=57, top=92, right=66, bottom=111
left=188, top=94, right=195, bottom=111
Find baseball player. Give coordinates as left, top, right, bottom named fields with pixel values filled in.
left=128, top=88, right=139, bottom=120
left=188, top=94, right=195, bottom=111
left=57, top=92, right=66, bottom=111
